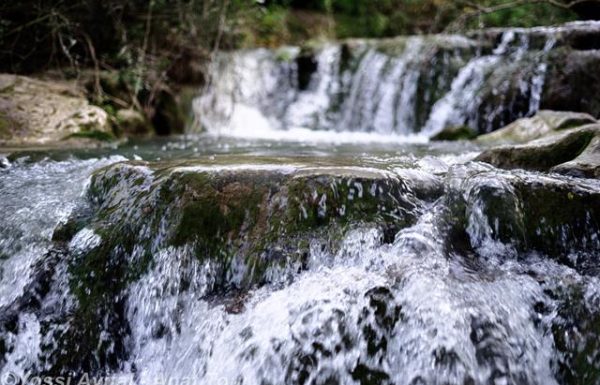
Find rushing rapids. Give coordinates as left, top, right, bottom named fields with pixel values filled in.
left=1, top=22, right=600, bottom=385
left=0, top=140, right=599, bottom=384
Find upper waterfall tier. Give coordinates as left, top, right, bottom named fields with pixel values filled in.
left=195, top=21, right=600, bottom=140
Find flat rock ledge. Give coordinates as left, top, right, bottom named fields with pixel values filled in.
left=477, top=110, right=597, bottom=144
left=475, top=111, right=600, bottom=178
left=56, top=159, right=437, bottom=290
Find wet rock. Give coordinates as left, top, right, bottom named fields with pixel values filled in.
left=62, top=158, right=429, bottom=290
left=0, top=74, right=113, bottom=145
left=552, top=135, right=600, bottom=178
left=43, top=157, right=431, bottom=374
left=296, top=47, right=318, bottom=91
left=547, top=279, right=600, bottom=384
left=477, top=110, right=597, bottom=144
left=446, top=164, right=600, bottom=262
left=542, top=49, right=600, bottom=118
left=475, top=124, right=599, bottom=173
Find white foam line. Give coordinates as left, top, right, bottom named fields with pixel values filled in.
left=204, top=127, right=429, bottom=145
left=173, top=164, right=300, bottom=173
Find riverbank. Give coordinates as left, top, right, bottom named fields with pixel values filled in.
left=0, top=72, right=196, bottom=148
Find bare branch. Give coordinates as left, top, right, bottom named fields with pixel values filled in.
left=447, top=0, right=600, bottom=32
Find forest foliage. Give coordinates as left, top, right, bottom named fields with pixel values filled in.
left=0, top=0, right=591, bottom=134
left=0, top=0, right=584, bottom=75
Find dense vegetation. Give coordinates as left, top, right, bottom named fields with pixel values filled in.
left=0, top=0, right=590, bottom=75
left=257, top=0, right=579, bottom=43
left=0, top=0, right=595, bottom=135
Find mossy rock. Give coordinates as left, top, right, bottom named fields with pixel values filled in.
left=445, top=164, right=600, bottom=262
left=44, top=157, right=435, bottom=374
left=64, top=157, right=441, bottom=293
left=78, top=159, right=426, bottom=289
left=431, top=125, right=477, bottom=141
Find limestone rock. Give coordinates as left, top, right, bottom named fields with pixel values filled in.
left=477, top=110, right=597, bottom=144
left=45, top=156, right=443, bottom=374
left=542, top=50, right=600, bottom=118
left=552, top=135, right=600, bottom=178
left=475, top=124, right=599, bottom=174
left=445, top=163, right=600, bottom=262
left=0, top=74, right=113, bottom=145
left=58, top=157, right=438, bottom=290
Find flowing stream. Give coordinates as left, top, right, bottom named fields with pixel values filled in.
left=1, top=22, right=600, bottom=385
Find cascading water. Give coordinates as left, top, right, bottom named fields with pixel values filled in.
left=1, top=22, right=600, bottom=385
left=195, top=21, right=600, bottom=139
left=1, top=143, right=599, bottom=384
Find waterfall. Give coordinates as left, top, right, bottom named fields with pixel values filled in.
left=1, top=132, right=600, bottom=384
left=2, top=21, right=600, bottom=385
left=195, top=21, right=600, bottom=139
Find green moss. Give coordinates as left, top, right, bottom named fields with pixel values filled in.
left=446, top=169, right=600, bottom=260
left=167, top=172, right=264, bottom=261
left=431, top=125, right=477, bottom=141
left=65, top=130, right=115, bottom=142
left=275, top=47, right=296, bottom=62
left=68, top=163, right=423, bottom=295
left=0, top=115, right=11, bottom=138
left=47, top=223, right=140, bottom=373
left=517, top=182, right=600, bottom=259
left=375, top=38, right=407, bottom=56
left=52, top=218, right=88, bottom=244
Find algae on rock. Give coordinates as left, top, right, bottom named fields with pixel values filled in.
left=444, top=163, right=600, bottom=264
left=61, top=158, right=435, bottom=302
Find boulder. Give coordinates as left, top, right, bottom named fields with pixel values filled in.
left=476, top=110, right=597, bottom=144
left=57, top=157, right=438, bottom=290
left=445, top=163, right=600, bottom=263
left=542, top=50, right=600, bottom=117
left=551, top=135, right=600, bottom=178
left=0, top=74, right=114, bottom=145
left=475, top=124, right=600, bottom=175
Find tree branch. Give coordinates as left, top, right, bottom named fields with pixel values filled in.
left=447, top=0, right=600, bottom=32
